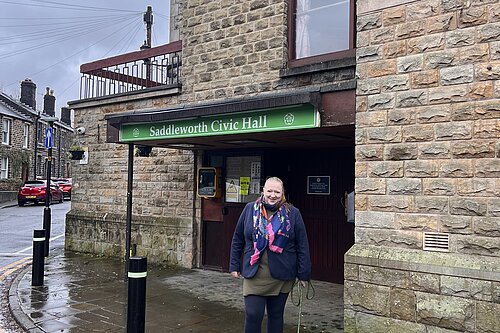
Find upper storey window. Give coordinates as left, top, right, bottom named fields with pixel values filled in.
left=290, top=0, right=354, bottom=67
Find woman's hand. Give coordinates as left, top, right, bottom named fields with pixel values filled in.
left=299, top=280, right=307, bottom=287
left=231, top=271, right=241, bottom=278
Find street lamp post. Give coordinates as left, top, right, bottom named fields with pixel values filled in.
left=42, top=116, right=58, bottom=257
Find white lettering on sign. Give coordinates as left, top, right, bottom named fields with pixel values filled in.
left=148, top=115, right=268, bottom=138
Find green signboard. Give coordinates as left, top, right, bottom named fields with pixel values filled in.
left=120, top=105, right=318, bottom=142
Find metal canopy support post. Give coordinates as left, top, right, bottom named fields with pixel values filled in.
left=125, top=143, right=134, bottom=279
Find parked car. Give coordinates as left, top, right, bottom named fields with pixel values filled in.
left=54, top=178, right=72, bottom=200
left=18, top=180, right=64, bottom=206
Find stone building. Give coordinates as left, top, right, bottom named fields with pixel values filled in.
left=67, top=0, right=498, bottom=332
left=0, top=79, right=74, bottom=197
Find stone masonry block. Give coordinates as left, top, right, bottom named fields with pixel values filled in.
left=369, top=161, right=404, bottom=178
left=345, top=263, right=359, bottom=281
left=357, top=78, right=381, bottom=95
left=428, top=85, right=468, bottom=105
left=492, top=41, right=500, bottom=60
left=355, top=211, right=395, bottom=229
left=425, top=50, right=459, bottom=69
left=473, top=216, right=500, bottom=237
left=356, top=178, right=386, bottom=194
left=457, top=178, right=498, bottom=197
left=397, top=213, right=439, bottom=231
left=489, top=198, right=500, bottom=217
left=441, top=0, right=468, bottom=12
left=459, top=43, right=490, bottom=64
left=357, top=45, right=383, bottom=62
left=385, top=143, right=418, bottom=160
left=357, top=145, right=384, bottom=161
left=423, top=178, right=456, bottom=195
left=441, top=275, right=493, bottom=301
left=494, top=282, right=500, bottom=303
left=435, top=121, right=473, bottom=140
left=357, top=12, right=382, bottom=31
left=477, top=301, right=500, bottom=333
left=406, top=161, right=439, bottom=177
left=426, top=13, right=457, bottom=33
left=384, top=40, right=407, bottom=58
left=440, top=65, right=474, bottom=85
left=390, top=288, right=417, bottom=321
left=366, top=60, right=397, bottom=77
left=356, top=228, right=422, bottom=249
left=366, top=127, right=402, bottom=143
left=415, top=196, right=449, bottom=214
left=446, top=28, right=476, bottom=47
left=411, top=70, right=439, bottom=88
left=344, top=280, right=391, bottom=316
left=359, top=266, right=411, bottom=288
left=402, top=124, right=434, bottom=142
left=372, top=27, right=396, bottom=45
left=452, top=140, right=496, bottom=158
left=439, top=215, right=472, bottom=234
left=387, top=178, right=422, bottom=195
left=416, top=292, right=475, bottom=331
left=455, top=234, right=500, bottom=256
left=408, top=33, right=445, bottom=54
left=356, top=111, right=387, bottom=127
left=369, top=195, right=413, bottom=212
left=439, top=160, right=474, bottom=177
left=450, top=197, right=488, bottom=216
left=397, top=90, right=428, bottom=108
left=381, top=75, right=410, bottom=92
left=395, top=20, right=426, bottom=39
left=410, top=272, right=441, bottom=294
left=397, top=54, right=424, bottom=73
left=416, top=105, right=452, bottom=124
left=475, top=61, right=500, bottom=81
left=407, top=0, right=440, bottom=21
left=383, top=6, right=406, bottom=26
left=388, top=109, right=416, bottom=125
left=478, top=22, right=500, bottom=43
left=473, top=120, right=499, bottom=139
left=356, top=312, right=426, bottom=333
left=368, top=93, right=395, bottom=109
left=470, top=81, right=495, bottom=99
left=459, top=5, right=489, bottom=27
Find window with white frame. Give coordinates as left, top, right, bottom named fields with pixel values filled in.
left=23, top=123, right=29, bottom=148
left=290, top=0, right=354, bottom=66
left=0, top=156, right=8, bottom=179
left=2, top=118, right=11, bottom=145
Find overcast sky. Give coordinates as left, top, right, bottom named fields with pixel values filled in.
left=0, top=0, right=170, bottom=117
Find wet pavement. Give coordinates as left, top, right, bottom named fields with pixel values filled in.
left=9, top=249, right=344, bottom=332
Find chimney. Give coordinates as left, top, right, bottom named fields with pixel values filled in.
left=60, top=107, right=72, bottom=126
left=20, top=79, right=36, bottom=109
left=43, top=87, right=56, bottom=117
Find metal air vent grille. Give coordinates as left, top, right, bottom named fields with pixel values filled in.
left=423, top=232, right=450, bottom=252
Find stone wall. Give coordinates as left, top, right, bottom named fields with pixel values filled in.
left=66, top=99, right=197, bottom=268
left=347, top=0, right=500, bottom=331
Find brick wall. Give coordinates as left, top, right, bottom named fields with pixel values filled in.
left=346, top=0, right=500, bottom=331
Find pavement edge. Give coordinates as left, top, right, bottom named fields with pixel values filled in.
left=8, top=265, right=45, bottom=333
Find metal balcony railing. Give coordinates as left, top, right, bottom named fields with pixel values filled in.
left=79, top=40, right=182, bottom=99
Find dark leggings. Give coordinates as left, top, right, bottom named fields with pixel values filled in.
left=244, top=293, right=289, bottom=333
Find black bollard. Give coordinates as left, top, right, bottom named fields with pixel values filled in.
left=32, top=229, right=46, bottom=286
left=127, top=257, right=147, bottom=333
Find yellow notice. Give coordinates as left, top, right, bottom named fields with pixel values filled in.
left=240, top=177, right=250, bottom=195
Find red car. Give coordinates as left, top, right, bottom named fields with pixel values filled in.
left=18, top=180, right=64, bottom=206
left=54, top=178, right=72, bottom=200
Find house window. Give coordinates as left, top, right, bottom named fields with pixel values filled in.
left=23, top=124, right=29, bottom=148
left=289, top=0, right=354, bottom=67
left=2, top=118, right=11, bottom=145
left=0, top=156, right=8, bottom=179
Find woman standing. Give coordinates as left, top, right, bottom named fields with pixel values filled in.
left=230, top=177, right=311, bottom=333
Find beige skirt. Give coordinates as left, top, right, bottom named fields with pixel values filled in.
left=243, top=250, right=294, bottom=296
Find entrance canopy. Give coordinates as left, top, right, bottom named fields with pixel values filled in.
left=105, top=91, right=354, bottom=150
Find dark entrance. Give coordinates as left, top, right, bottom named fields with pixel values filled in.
left=201, top=147, right=354, bottom=283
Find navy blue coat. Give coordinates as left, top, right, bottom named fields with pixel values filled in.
left=229, top=202, right=311, bottom=281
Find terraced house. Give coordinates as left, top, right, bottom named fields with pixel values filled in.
left=67, top=0, right=499, bottom=331
left=0, top=79, right=74, bottom=199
